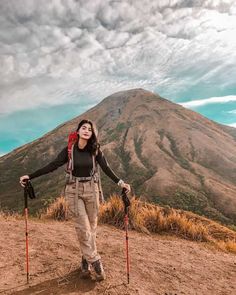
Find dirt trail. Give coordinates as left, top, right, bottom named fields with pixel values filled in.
left=0, top=218, right=235, bottom=295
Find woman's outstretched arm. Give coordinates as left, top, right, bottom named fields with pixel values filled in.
left=20, top=146, right=68, bottom=186
left=96, top=148, right=131, bottom=193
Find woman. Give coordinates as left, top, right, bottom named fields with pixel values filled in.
left=20, top=119, right=131, bottom=281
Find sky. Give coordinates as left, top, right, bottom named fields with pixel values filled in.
left=0, top=0, right=236, bottom=156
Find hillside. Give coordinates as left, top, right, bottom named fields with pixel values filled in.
left=0, top=88, right=235, bottom=225
left=0, top=215, right=235, bottom=295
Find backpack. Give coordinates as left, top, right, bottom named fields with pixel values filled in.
left=66, top=131, right=78, bottom=172
left=66, top=131, right=104, bottom=203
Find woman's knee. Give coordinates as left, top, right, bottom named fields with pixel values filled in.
left=75, top=226, right=91, bottom=241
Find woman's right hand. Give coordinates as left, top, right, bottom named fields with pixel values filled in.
left=19, top=175, right=30, bottom=187
left=120, top=182, right=131, bottom=194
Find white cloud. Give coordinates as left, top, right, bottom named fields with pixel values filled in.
left=228, top=123, right=236, bottom=128
left=179, top=95, right=236, bottom=107
left=0, top=0, right=236, bottom=114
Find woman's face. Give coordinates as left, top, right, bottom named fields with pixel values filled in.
left=78, top=123, right=93, bottom=140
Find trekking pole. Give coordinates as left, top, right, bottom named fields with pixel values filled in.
left=23, top=180, right=35, bottom=284
left=24, top=181, right=30, bottom=284
left=121, top=188, right=131, bottom=284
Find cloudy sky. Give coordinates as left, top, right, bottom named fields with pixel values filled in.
left=0, top=0, right=236, bottom=155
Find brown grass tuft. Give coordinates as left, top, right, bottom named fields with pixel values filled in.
left=41, top=196, right=68, bottom=221
left=216, top=240, right=236, bottom=252
left=0, top=210, right=23, bottom=221
left=99, top=195, right=236, bottom=253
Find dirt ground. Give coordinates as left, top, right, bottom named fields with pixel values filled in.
left=0, top=217, right=235, bottom=295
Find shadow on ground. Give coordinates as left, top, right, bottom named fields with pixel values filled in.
left=5, top=268, right=97, bottom=295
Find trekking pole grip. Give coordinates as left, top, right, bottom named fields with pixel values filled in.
left=24, top=181, right=29, bottom=209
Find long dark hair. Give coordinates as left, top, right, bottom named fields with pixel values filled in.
left=76, top=119, right=100, bottom=155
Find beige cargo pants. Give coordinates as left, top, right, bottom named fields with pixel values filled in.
left=64, top=179, right=101, bottom=263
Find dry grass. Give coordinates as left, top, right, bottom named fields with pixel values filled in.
left=40, top=196, right=69, bottom=221
left=216, top=240, right=236, bottom=252
left=99, top=194, right=236, bottom=254
left=0, top=210, right=23, bottom=221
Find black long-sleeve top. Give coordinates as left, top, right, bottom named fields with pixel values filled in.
left=29, top=144, right=120, bottom=183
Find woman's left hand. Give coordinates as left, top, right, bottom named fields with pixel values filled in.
left=121, top=182, right=131, bottom=194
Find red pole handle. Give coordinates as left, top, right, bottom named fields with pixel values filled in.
left=24, top=207, right=29, bottom=284
left=125, top=214, right=130, bottom=284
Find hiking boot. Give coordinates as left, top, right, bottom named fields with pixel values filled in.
left=80, top=257, right=91, bottom=278
left=92, top=259, right=106, bottom=281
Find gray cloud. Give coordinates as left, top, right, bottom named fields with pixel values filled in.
left=0, top=0, right=236, bottom=114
